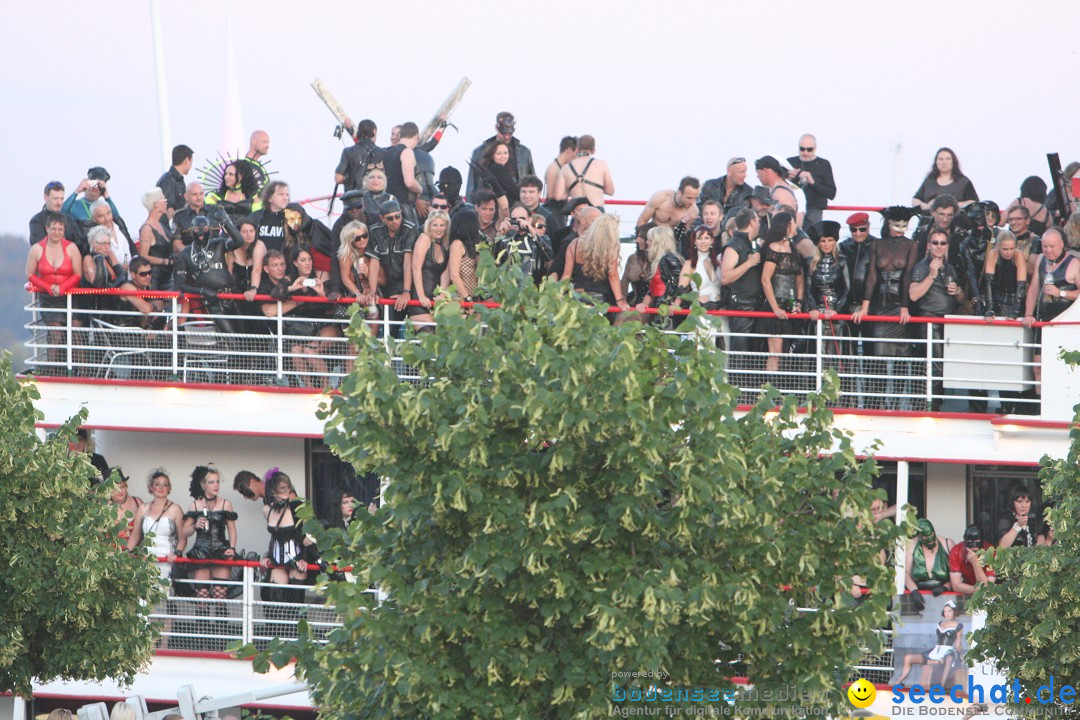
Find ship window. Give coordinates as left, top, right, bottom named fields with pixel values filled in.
left=873, top=461, right=926, bottom=518
left=968, top=464, right=1042, bottom=546
left=305, top=439, right=381, bottom=526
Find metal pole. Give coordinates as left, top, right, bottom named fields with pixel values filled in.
left=894, top=461, right=910, bottom=596
left=276, top=302, right=284, bottom=383
left=925, top=323, right=934, bottom=410
left=149, top=0, right=172, bottom=169
left=170, top=297, right=179, bottom=379
left=814, top=319, right=823, bottom=393
left=242, top=565, right=254, bottom=645
left=65, top=293, right=74, bottom=374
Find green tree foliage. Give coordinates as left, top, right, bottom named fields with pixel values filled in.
left=257, top=260, right=901, bottom=718
left=0, top=354, right=163, bottom=698
left=968, top=350, right=1080, bottom=716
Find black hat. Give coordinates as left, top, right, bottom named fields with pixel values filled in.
left=378, top=198, right=402, bottom=216
left=87, top=166, right=111, bottom=182
left=879, top=206, right=919, bottom=222
left=341, top=190, right=365, bottom=210
left=807, top=221, right=841, bottom=243
left=562, top=197, right=592, bottom=215
left=754, top=156, right=784, bottom=174
left=748, top=186, right=776, bottom=206
left=438, top=166, right=462, bottom=188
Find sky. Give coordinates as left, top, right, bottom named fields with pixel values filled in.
left=3, top=0, right=1079, bottom=239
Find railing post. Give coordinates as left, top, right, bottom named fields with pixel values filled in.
left=170, top=296, right=179, bottom=379
left=814, top=319, right=823, bottom=394
left=276, top=302, right=285, bottom=383
left=65, top=293, right=73, bottom=374
left=242, top=564, right=254, bottom=645
left=381, top=301, right=391, bottom=353
left=924, top=322, right=934, bottom=410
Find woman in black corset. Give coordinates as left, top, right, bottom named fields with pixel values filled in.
left=409, top=210, right=452, bottom=327
left=805, top=221, right=851, bottom=387
left=182, top=465, right=238, bottom=600
left=259, top=470, right=313, bottom=604
left=760, top=211, right=804, bottom=373
left=851, top=206, right=920, bottom=407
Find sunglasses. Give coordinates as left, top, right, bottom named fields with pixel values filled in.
left=535, top=224, right=546, bottom=230
left=136, top=270, right=153, bottom=277
left=727, top=157, right=746, bottom=167
left=354, top=233, right=369, bottom=240
left=929, top=241, right=949, bottom=246
left=799, top=146, right=815, bottom=152
left=383, top=213, right=402, bottom=221
left=431, top=203, right=449, bottom=210
left=851, top=226, right=869, bottom=233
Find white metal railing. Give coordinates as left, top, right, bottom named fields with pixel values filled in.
left=150, top=562, right=363, bottom=652
left=24, top=294, right=1043, bottom=412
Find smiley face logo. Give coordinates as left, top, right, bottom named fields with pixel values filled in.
left=848, top=678, right=876, bottom=708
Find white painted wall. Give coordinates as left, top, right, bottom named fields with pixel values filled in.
left=925, top=462, right=968, bottom=543
left=90, top=430, right=308, bottom=555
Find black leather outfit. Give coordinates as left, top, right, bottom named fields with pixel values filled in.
left=186, top=507, right=238, bottom=560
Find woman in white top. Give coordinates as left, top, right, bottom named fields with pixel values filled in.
left=680, top=226, right=722, bottom=309
left=127, top=468, right=186, bottom=579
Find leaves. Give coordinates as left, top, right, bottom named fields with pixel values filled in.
left=968, top=358, right=1080, bottom=715
left=0, top=354, right=163, bottom=698
left=261, top=260, right=899, bottom=719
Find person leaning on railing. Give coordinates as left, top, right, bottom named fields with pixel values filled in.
left=115, top=256, right=167, bottom=329
left=26, top=211, right=84, bottom=368
left=82, top=225, right=129, bottom=318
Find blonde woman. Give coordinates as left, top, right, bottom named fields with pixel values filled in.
left=337, top=220, right=381, bottom=338
left=138, top=187, right=174, bottom=290
left=562, top=214, right=627, bottom=312
left=409, top=210, right=452, bottom=326
left=361, top=169, right=393, bottom=225
left=635, top=225, right=683, bottom=314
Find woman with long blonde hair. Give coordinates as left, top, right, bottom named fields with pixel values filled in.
left=409, top=210, right=452, bottom=326
left=634, top=225, right=684, bottom=325
left=561, top=214, right=626, bottom=312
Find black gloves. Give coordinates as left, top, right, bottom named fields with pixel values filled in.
left=909, top=590, right=925, bottom=612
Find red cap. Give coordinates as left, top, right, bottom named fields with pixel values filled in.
left=846, top=212, right=869, bottom=227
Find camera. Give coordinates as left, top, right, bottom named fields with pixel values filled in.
left=303, top=278, right=318, bottom=288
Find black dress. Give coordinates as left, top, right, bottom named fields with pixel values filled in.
left=185, top=506, right=238, bottom=560
left=863, top=235, right=918, bottom=356
left=408, top=239, right=449, bottom=316
left=143, top=222, right=174, bottom=291
left=266, top=499, right=306, bottom=568
left=760, top=243, right=803, bottom=337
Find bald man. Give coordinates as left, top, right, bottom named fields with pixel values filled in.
left=786, top=134, right=836, bottom=226
left=244, top=130, right=271, bottom=190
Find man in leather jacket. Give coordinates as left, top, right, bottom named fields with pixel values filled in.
left=838, top=212, right=876, bottom=314
left=466, top=111, right=534, bottom=201
left=175, top=216, right=244, bottom=334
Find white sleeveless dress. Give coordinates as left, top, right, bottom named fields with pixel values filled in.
left=141, top=505, right=178, bottom=579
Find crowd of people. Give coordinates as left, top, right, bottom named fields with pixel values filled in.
left=24, top=117, right=1080, bottom=401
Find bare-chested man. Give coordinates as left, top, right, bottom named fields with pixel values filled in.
left=637, top=176, right=701, bottom=230
left=754, top=156, right=803, bottom=226
left=544, top=136, right=579, bottom=205
left=554, top=135, right=614, bottom=211
left=245, top=129, right=271, bottom=189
